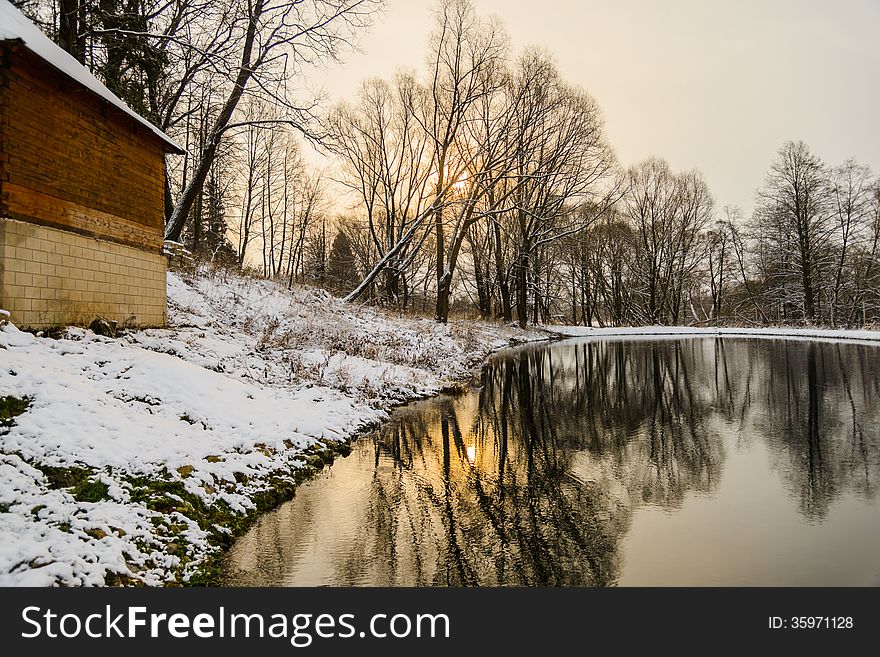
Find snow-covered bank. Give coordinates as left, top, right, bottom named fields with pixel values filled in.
left=545, top=325, right=880, bottom=345
left=0, top=270, right=545, bottom=586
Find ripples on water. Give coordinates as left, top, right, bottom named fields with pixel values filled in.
left=223, top=337, right=880, bottom=586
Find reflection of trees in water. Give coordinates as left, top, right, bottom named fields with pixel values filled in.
left=757, top=341, right=880, bottom=519
left=466, top=353, right=621, bottom=585
left=230, top=339, right=880, bottom=586
left=343, top=339, right=730, bottom=585
left=564, top=340, right=723, bottom=507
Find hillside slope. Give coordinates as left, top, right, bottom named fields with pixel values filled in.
left=0, top=269, right=544, bottom=585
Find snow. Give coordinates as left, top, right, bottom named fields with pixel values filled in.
left=544, top=325, right=880, bottom=346
left=0, top=268, right=543, bottom=585
left=0, top=0, right=183, bottom=153
left=0, top=453, right=182, bottom=586
left=2, top=325, right=374, bottom=477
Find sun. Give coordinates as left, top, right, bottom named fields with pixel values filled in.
left=452, top=174, right=468, bottom=196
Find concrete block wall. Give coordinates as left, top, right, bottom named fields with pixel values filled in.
left=0, top=217, right=167, bottom=329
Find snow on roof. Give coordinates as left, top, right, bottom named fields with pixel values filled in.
left=0, top=0, right=184, bottom=153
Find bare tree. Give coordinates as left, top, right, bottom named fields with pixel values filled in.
left=501, top=50, right=618, bottom=327
left=705, top=210, right=736, bottom=324
left=328, top=74, right=433, bottom=303
left=164, top=0, right=383, bottom=241
left=827, top=159, right=875, bottom=326
left=624, top=158, right=712, bottom=325
left=752, top=141, right=832, bottom=324
left=341, top=0, right=510, bottom=312
left=421, top=0, right=509, bottom=321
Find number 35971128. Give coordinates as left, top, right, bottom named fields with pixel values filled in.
left=769, top=617, right=853, bottom=629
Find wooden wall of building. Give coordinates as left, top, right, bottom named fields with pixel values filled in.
left=0, top=45, right=166, bottom=251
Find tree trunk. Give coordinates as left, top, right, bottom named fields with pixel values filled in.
left=58, top=0, right=84, bottom=63
left=435, top=273, right=452, bottom=323
left=434, top=193, right=446, bottom=321
left=493, top=220, right=512, bottom=321
left=192, top=186, right=202, bottom=252
left=165, top=0, right=264, bottom=242
left=516, top=253, right=528, bottom=329
left=385, top=266, right=400, bottom=303
left=802, top=256, right=815, bottom=322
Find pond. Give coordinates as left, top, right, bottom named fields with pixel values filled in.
left=222, top=337, right=880, bottom=586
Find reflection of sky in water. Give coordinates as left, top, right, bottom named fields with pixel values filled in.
left=224, top=338, right=880, bottom=586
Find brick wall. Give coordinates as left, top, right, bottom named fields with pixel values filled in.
left=0, top=217, right=166, bottom=329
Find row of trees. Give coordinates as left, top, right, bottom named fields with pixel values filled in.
left=556, top=145, right=880, bottom=329
left=332, top=0, right=618, bottom=325
left=21, top=0, right=880, bottom=328
left=747, top=144, right=880, bottom=327
left=322, top=1, right=880, bottom=328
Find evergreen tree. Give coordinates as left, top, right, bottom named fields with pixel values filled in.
left=327, top=231, right=359, bottom=294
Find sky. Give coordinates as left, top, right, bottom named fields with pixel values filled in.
left=311, top=0, right=880, bottom=217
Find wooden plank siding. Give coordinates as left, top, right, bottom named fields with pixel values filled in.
left=0, top=45, right=8, bottom=219
left=0, top=45, right=166, bottom=251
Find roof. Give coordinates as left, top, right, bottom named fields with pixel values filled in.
left=0, top=0, right=184, bottom=153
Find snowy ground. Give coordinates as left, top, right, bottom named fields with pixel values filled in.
left=0, top=269, right=545, bottom=586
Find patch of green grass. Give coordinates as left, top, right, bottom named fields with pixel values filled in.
left=127, top=474, right=300, bottom=539
left=7, top=426, right=357, bottom=585
left=104, top=571, right=143, bottom=586
left=120, top=472, right=301, bottom=586
left=0, top=396, right=30, bottom=429
left=39, top=465, right=91, bottom=489
left=73, top=478, right=111, bottom=503
left=36, top=464, right=112, bottom=502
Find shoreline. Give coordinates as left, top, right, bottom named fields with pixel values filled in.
left=186, top=330, right=556, bottom=586
left=0, top=270, right=551, bottom=586
left=544, top=325, right=880, bottom=346
left=3, top=268, right=880, bottom=586
left=206, top=324, right=880, bottom=585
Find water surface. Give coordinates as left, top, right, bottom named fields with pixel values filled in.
left=223, top=337, right=880, bottom=586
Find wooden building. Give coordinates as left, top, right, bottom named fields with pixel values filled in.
left=0, top=0, right=183, bottom=329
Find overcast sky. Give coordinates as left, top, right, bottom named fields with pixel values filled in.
left=312, top=0, right=880, bottom=216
